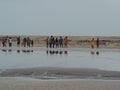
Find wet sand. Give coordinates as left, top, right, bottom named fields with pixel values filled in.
left=0, top=46, right=120, bottom=90
left=0, top=77, right=120, bottom=90
left=1, top=68, right=120, bottom=80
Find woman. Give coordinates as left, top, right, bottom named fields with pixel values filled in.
left=90, top=38, right=95, bottom=48
left=64, top=36, right=68, bottom=47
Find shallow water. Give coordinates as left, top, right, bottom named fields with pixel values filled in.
left=0, top=49, right=120, bottom=71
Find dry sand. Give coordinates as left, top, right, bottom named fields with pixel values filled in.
left=0, top=77, right=120, bottom=90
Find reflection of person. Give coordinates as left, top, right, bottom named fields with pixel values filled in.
left=96, top=38, right=100, bottom=48
left=90, top=51, right=100, bottom=55
left=96, top=51, right=99, bottom=55
left=64, top=51, right=68, bottom=55
left=90, top=51, right=95, bottom=55
left=90, top=38, right=95, bottom=48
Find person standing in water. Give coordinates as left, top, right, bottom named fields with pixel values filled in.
left=90, top=38, right=95, bottom=48
left=0, top=38, right=1, bottom=46
left=64, top=36, right=68, bottom=47
left=46, top=37, right=49, bottom=48
left=96, top=38, right=100, bottom=48
left=31, top=40, right=34, bottom=47
left=17, top=36, right=21, bottom=47
left=8, top=37, right=12, bottom=47
left=59, top=36, right=63, bottom=47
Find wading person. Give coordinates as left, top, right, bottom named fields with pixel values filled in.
left=59, top=36, right=63, bottom=47
left=8, top=37, right=12, bottom=47
left=64, top=36, right=68, bottom=47
left=90, top=38, right=95, bottom=48
left=46, top=37, right=49, bottom=48
left=31, top=40, right=34, bottom=47
left=96, top=38, right=100, bottom=48
left=17, top=36, right=21, bottom=47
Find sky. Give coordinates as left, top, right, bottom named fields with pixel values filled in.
left=0, top=0, right=120, bottom=36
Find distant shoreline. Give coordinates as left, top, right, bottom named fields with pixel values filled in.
left=0, top=36, right=120, bottom=49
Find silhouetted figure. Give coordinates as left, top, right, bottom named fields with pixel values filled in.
left=52, top=37, right=55, bottom=48
left=96, top=38, right=100, bottom=48
left=55, top=37, right=59, bottom=48
left=23, top=38, right=27, bottom=47
left=31, top=40, right=34, bottom=47
left=17, top=36, right=21, bottom=47
left=59, top=36, right=63, bottom=47
left=46, top=37, right=49, bottom=48
left=26, top=37, right=31, bottom=47
left=49, top=36, right=53, bottom=48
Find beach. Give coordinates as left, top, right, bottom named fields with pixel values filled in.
left=0, top=36, right=120, bottom=90
left=1, top=67, right=120, bottom=90
left=1, top=0, right=120, bottom=89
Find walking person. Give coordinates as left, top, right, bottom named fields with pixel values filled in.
left=55, top=37, right=59, bottom=48
left=2, top=38, right=7, bottom=47
left=52, top=36, right=55, bottom=48
left=23, top=38, right=27, bottom=47
left=45, top=37, right=49, bottom=48
left=49, top=36, right=53, bottom=48
left=26, top=37, right=31, bottom=47
left=8, top=37, right=12, bottom=47
left=96, top=38, right=100, bottom=48
left=64, top=36, right=68, bottom=47
left=17, top=36, right=21, bottom=47
left=90, top=38, right=95, bottom=48
left=59, top=36, right=63, bottom=47
left=31, top=40, right=34, bottom=47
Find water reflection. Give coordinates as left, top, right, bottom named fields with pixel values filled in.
left=8, top=49, right=12, bottom=52
left=46, top=50, right=68, bottom=55
left=90, top=51, right=100, bottom=55
left=1, top=49, right=100, bottom=56
left=2, top=49, right=7, bottom=52
left=1, top=49, right=34, bottom=53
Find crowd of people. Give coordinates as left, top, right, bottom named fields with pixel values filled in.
left=17, top=36, right=34, bottom=47
left=0, top=36, right=100, bottom=49
left=0, top=36, right=34, bottom=47
left=0, top=37, right=12, bottom=47
left=45, top=36, right=68, bottom=48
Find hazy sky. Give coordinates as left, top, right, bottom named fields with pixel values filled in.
left=0, top=0, right=120, bottom=36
